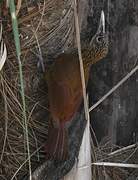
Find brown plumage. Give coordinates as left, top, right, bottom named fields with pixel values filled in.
left=45, top=11, right=108, bottom=160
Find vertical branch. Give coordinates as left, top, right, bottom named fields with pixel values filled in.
left=74, top=0, right=89, bottom=122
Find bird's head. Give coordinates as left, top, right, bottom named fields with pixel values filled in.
left=89, top=11, right=108, bottom=61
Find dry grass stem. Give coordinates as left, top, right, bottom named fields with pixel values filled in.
left=109, top=144, right=138, bottom=156
left=92, top=162, right=138, bottom=169
left=74, top=0, right=89, bottom=121
left=89, top=65, right=138, bottom=112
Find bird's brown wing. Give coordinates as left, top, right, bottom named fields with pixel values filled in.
left=46, top=53, right=83, bottom=126
left=47, top=76, right=83, bottom=126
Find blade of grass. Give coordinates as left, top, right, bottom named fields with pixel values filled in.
left=9, top=0, right=32, bottom=179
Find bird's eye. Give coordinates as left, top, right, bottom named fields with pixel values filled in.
left=96, top=36, right=103, bottom=43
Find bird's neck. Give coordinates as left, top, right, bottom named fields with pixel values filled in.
left=81, top=46, right=97, bottom=69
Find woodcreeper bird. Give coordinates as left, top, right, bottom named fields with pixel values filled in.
left=45, top=11, right=108, bottom=160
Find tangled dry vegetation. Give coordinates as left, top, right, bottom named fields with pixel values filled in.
left=0, top=0, right=75, bottom=179
left=0, top=0, right=138, bottom=180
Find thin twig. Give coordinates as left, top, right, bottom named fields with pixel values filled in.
left=92, top=162, right=138, bottom=169
left=28, top=102, right=40, bottom=161
left=89, top=65, right=138, bottom=112
left=124, top=145, right=138, bottom=163
left=24, top=0, right=46, bottom=48
left=11, top=145, right=43, bottom=180
left=0, top=76, right=8, bottom=163
left=31, top=24, right=45, bottom=72
left=109, top=143, right=137, bottom=156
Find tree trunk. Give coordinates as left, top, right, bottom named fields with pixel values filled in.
left=89, top=0, right=138, bottom=146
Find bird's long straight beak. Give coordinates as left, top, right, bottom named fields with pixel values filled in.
left=97, top=10, right=105, bottom=34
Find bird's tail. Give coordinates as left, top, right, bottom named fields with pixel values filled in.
left=45, top=125, right=68, bottom=161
